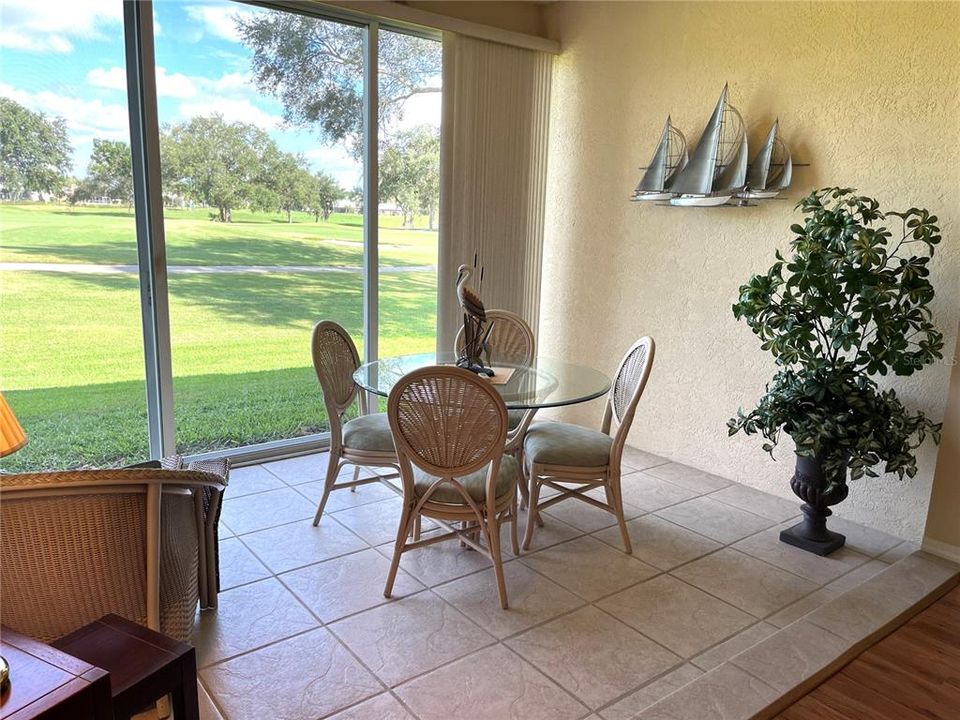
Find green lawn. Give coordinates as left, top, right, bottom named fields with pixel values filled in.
left=0, top=202, right=437, bottom=472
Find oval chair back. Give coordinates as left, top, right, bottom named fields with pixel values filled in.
left=605, top=336, right=656, bottom=465
left=454, top=309, right=535, bottom=366
left=311, top=321, right=361, bottom=447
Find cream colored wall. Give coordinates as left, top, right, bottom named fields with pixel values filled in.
left=400, top=1, right=547, bottom=37
left=924, top=327, right=960, bottom=556
left=540, top=1, right=960, bottom=541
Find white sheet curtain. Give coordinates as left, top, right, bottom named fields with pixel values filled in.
left=437, top=32, right=553, bottom=354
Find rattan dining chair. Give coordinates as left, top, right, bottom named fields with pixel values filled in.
left=522, top=336, right=656, bottom=553
left=384, top=366, right=519, bottom=608
left=311, top=321, right=401, bottom=525
left=455, top=308, right=537, bottom=502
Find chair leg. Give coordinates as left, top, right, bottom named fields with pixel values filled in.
left=487, top=513, right=509, bottom=609
left=313, top=454, right=341, bottom=526
left=516, top=451, right=530, bottom=511
left=411, top=514, right=422, bottom=541
left=609, top=474, right=633, bottom=554
left=385, top=503, right=413, bottom=598
left=510, top=493, right=520, bottom=556
left=350, top=465, right=360, bottom=492
left=522, top=471, right=541, bottom=551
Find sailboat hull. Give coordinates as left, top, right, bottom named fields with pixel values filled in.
left=670, top=194, right=733, bottom=207
left=737, top=189, right=781, bottom=199
left=632, top=192, right=674, bottom=201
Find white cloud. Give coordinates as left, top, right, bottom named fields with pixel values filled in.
left=0, top=0, right=122, bottom=53
left=184, top=4, right=254, bottom=43
left=387, top=87, right=442, bottom=132
left=178, top=98, right=281, bottom=129
left=87, top=66, right=200, bottom=99
left=304, top=146, right=361, bottom=190
left=0, top=82, right=128, bottom=142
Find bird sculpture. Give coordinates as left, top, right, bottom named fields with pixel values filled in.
left=455, top=263, right=495, bottom=376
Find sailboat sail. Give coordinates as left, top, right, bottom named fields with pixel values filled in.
left=773, top=153, right=792, bottom=190
left=745, top=120, right=778, bottom=190
left=715, top=132, right=748, bottom=192
left=632, top=116, right=688, bottom=200
left=669, top=85, right=728, bottom=196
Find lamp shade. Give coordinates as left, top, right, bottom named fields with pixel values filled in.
left=0, top=392, right=27, bottom=457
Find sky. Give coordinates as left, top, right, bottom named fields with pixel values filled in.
left=0, top=0, right=441, bottom=189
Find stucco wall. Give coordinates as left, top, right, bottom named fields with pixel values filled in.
left=540, top=1, right=960, bottom=541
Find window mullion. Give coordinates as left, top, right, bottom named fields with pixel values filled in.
left=362, top=22, right=380, bottom=379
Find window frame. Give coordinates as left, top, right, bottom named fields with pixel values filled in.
left=123, top=0, right=440, bottom=466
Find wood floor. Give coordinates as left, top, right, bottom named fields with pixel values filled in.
left=777, top=584, right=960, bottom=719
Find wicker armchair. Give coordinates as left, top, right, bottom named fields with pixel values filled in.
left=0, top=461, right=228, bottom=644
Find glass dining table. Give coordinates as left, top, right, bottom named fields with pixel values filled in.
left=353, top=351, right=611, bottom=412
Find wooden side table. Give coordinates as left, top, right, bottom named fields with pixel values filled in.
left=51, top=615, right=199, bottom=720
left=0, top=626, right=111, bottom=720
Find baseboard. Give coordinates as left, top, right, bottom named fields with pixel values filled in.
left=921, top=537, right=960, bottom=564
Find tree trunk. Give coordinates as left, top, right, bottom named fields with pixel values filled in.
left=429, top=207, right=436, bottom=231
left=287, top=208, right=292, bottom=223
left=219, top=205, right=231, bottom=223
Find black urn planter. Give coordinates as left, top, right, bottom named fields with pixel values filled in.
left=779, top=453, right=849, bottom=556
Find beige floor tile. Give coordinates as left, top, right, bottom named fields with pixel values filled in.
left=643, top=463, right=732, bottom=494
left=732, top=527, right=871, bottom=585
left=731, top=619, right=849, bottom=693
left=330, top=591, right=495, bottom=686
left=597, top=575, right=753, bottom=658
left=673, top=548, right=818, bottom=618
left=593, top=515, right=721, bottom=571
left=690, top=622, right=777, bottom=671
left=241, top=515, right=367, bottom=574
left=201, top=628, right=381, bottom=720
left=621, top=446, right=670, bottom=472
left=540, top=495, right=643, bottom=533
left=282, top=547, right=424, bottom=623
left=519, top=536, right=659, bottom=601
left=707, top=484, right=799, bottom=522
left=220, top=487, right=316, bottom=535
left=331, top=497, right=415, bottom=546
left=824, top=559, right=889, bottom=594
left=226, top=464, right=286, bottom=497
left=766, top=587, right=839, bottom=628
left=635, top=663, right=777, bottom=720
left=193, top=577, right=319, bottom=666
left=435, top=561, right=584, bottom=639
left=507, top=606, right=680, bottom=709
left=375, top=538, right=499, bottom=587
left=198, top=682, right=223, bottom=720
left=598, top=664, right=703, bottom=720
left=395, top=644, right=588, bottom=720
left=826, top=515, right=903, bottom=557
left=877, top=540, right=921, bottom=563
left=618, top=472, right=700, bottom=512
left=655, top=497, right=772, bottom=544
left=294, top=477, right=399, bottom=513
left=808, top=552, right=957, bottom=642
left=218, top=537, right=271, bottom=590
left=326, top=693, right=415, bottom=720
left=516, top=511, right=585, bottom=551
left=261, top=452, right=377, bottom=486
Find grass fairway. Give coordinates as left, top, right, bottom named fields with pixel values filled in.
left=0, top=203, right=437, bottom=472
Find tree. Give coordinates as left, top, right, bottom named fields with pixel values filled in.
left=235, top=12, right=440, bottom=156
left=308, top=171, right=344, bottom=221
left=161, top=115, right=278, bottom=222
left=82, top=139, right=134, bottom=207
left=379, top=124, right=440, bottom=229
left=268, top=152, right=314, bottom=222
left=0, top=97, right=72, bottom=197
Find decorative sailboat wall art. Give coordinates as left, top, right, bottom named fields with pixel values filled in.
left=631, top=84, right=797, bottom=207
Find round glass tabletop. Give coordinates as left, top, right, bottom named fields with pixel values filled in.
left=354, top=352, right=611, bottom=410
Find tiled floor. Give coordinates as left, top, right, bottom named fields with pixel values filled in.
left=189, top=447, right=911, bottom=720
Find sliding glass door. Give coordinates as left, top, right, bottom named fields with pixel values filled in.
left=0, top=0, right=441, bottom=470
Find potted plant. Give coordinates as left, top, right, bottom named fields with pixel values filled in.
left=728, top=187, right=944, bottom=555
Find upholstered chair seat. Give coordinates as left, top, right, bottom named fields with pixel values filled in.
left=523, top=422, right=613, bottom=467
left=413, top=455, right=518, bottom=504
left=342, top=413, right=395, bottom=452
left=507, top=409, right=526, bottom=431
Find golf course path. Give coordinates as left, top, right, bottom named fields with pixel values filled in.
left=0, top=262, right=435, bottom=274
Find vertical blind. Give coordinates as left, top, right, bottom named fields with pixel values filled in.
left=437, top=32, right=553, bottom=353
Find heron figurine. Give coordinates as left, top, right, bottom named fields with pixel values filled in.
left=455, top=263, right=495, bottom=375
